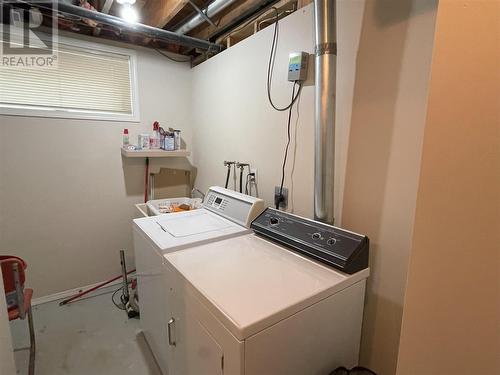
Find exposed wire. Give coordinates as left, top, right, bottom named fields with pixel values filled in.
left=257, top=8, right=295, bottom=32
left=276, top=82, right=298, bottom=209
left=155, top=48, right=192, bottom=63
left=221, top=4, right=279, bottom=43
left=111, top=279, right=133, bottom=311
left=111, top=286, right=126, bottom=311
left=266, top=7, right=303, bottom=112
left=289, top=84, right=302, bottom=213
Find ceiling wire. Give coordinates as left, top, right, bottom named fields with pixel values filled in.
left=154, top=48, right=192, bottom=63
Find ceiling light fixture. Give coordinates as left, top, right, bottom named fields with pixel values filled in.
left=120, top=3, right=138, bottom=23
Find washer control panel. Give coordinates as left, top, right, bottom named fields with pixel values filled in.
left=202, top=186, right=265, bottom=228
left=206, top=194, right=229, bottom=211
left=251, top=208, right=369, bottom=274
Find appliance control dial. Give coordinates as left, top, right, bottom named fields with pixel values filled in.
left=269, top=217, right=279, bottom=226
left=327, top=238, right=337, bottom=246
left=312, top=232, right=322, bottom=240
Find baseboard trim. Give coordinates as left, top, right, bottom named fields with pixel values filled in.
left=32, top=278, right=124, bottom=306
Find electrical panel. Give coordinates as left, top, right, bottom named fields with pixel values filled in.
left=288, top=52, right=309, bottom=82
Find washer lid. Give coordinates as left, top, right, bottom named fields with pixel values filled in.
left=158, top=211, right=233, bottom=237
left=164, top=234, right=369, bottom=340
left=133, top=209, right=248, bottom=251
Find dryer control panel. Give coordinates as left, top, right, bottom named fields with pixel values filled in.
left=251, top=208, right=369, bottom=274
left=203, top=186, right=265, bottom=228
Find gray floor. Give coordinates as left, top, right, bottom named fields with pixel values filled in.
left=10, top=286, right=161, bottom=375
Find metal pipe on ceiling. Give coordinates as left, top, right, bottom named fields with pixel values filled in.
left=187, top=0, right=216, bottom=28
left=48, top=1, right=224, bottom=52
left=174, top=0, right=239, bottom=35
left=313, top=0, right=336, bottom=224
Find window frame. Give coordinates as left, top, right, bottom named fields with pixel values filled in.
left=0, top=31, right=140, bottom=122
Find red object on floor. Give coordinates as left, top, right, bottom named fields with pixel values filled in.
left=144, top=157, right=150, bottom=203
left=59, top=269, right=136, bottom=306
left=0, top=255, right=26, bottom=301
left=1, top=255, right=36, bottom=375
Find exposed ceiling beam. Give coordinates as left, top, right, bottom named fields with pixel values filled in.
left=188, top=0, right=275, bottom=41
left=50, top=1, right=224, bottom=52
left=101, top=0, right=114, bottom=14
left=141, top=0, right=189, bottom=28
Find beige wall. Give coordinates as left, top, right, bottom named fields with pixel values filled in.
left=0, top=40, right=193, bottom=298
left=341, top=1, right=437, bottom=374
left=397, top=1, right=500, bottom=374
left=0, top=3, right=446, bottom=373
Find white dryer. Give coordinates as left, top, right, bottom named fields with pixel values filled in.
left=133, top=186, right=265, bottom=374
left=161, top=208, right=370, bottom=375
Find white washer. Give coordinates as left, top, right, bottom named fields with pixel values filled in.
left=161, top=208, right=370, bottom=375
left=133, top=187, right=265, bottom=374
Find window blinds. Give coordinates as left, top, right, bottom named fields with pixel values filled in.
left=0, top=43, right=134, bottom=118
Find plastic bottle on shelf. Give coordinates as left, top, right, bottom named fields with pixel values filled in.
left=151, top=122, right=160, bottom=149
left=123, top=129, right=129, bottom=147
left=173, top=130, right=181, bottom=150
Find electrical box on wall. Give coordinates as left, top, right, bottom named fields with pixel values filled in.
left=288, top=52, right=309, bottom=82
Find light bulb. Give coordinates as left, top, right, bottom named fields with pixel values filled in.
left=121, top=4, right=138, bottom=23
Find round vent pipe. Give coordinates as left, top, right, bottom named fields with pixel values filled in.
left=313, top=0, right=336, bottom=224
left=174, top=0, right=239, bottom=35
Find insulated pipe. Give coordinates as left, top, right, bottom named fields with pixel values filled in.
left=50, top=1, right=224, bottom=52
left=174, top=0, right=239, bottom=34
left=313, top=0, right=336, bottom=224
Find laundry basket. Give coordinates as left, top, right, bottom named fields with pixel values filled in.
left=136, top=197, right=203, bottom=217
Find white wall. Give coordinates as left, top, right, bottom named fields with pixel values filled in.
left=0, top=39, right=193, bottom=298
left=190, top=3, right=363, bottom=221
left=191, top=5, right=314, bottom=217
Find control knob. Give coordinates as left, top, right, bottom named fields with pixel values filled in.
left=312, top=233, right=322, bottom=240
left=327, top=238, right=337, bottom=246
left=269, top=217, right=279, bottom=226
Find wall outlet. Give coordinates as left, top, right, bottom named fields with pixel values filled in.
left=250, top=168, right=257, bottom=183
left=274, top=186, right=288, bottom=210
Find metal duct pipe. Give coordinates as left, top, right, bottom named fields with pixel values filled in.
left=51, top=1, right=224, bottom=52
left=174, top=0, right=239, bottom=34
left=313, top=0, right=336, bottom=224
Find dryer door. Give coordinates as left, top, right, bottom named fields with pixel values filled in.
left=164, top=264, right=224, bottom=375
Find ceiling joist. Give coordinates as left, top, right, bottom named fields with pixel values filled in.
left=141, top=0, right=190, bottom=28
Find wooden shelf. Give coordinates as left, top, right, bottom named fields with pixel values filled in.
left=121, top=148, right=190, bottom=158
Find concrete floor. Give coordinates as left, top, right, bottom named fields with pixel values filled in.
left=10, top=287, right=161, bottom=375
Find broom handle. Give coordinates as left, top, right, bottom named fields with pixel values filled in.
left=59, top=269, right=136, bottom=306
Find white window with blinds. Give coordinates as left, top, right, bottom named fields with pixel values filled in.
left=0, top=35, right=139, bottom=122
